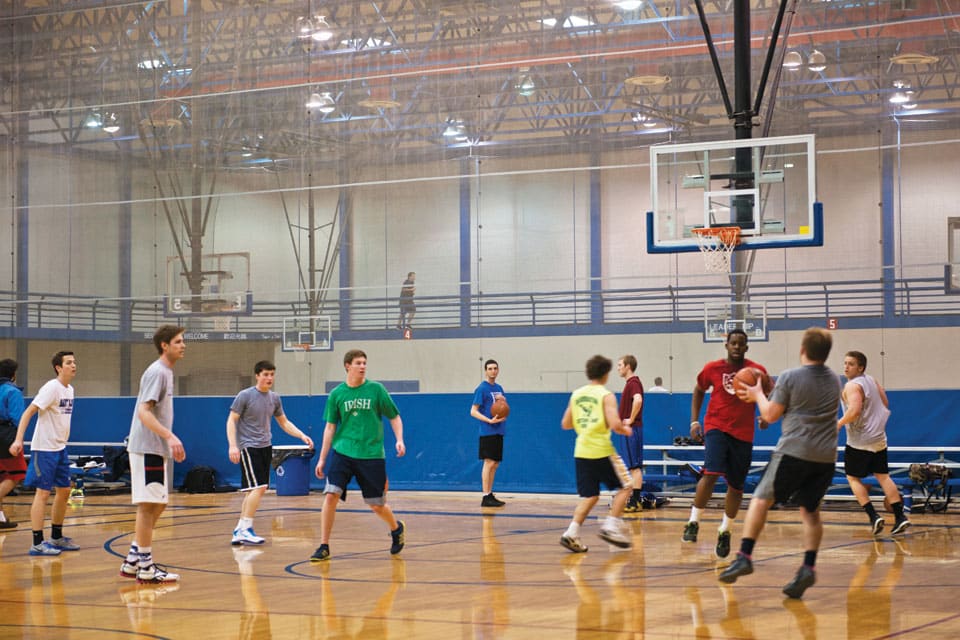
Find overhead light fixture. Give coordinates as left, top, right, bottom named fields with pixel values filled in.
left=83, top=112, right=103, bottom=129
left=615, top=1, right=644, bottom=10
left=807, top=50, right=826, bottom=72
left=515, top=69, right=536, bottom=96
left=625, top=74, right=671, bottom=87
left=137, top=58, right=163, bottom=70
left=296, top=16, right=333, bottom=41
left=632, top=112, right=658, bottom=128
left=540, top=16, right=594, bottom=28
left=443, top=119, right=467, bottom=141
left=102, top=112, right=120, bottom=133
left=783, top=51, right=803, bottom=69
left=890, top=52, right=939, bottom=66
left=889, top=80, right=915, bottom=105
left=306, top=91, right=336, bottom=114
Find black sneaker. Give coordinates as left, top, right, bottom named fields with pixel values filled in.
left=718, top=552, right=753, bottom=584
left=0, top=519, right=16, bottom=530
left=390, top=520, right=405, bottom=555
left=715, top=531, right=731, bottom=558
left=310, top=544, right=331, bottom=562
left=682, top=521, right=699, bottom=543
left=481, top=494, right=506, bottom=507
left=891, top=518, right=911, bottom=535
left=871, top=516, right=885, bottom=535
left=782, top=565, right=816, bottom=599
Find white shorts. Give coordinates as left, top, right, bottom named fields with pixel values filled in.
left=130, top=452, right=171, bottom=504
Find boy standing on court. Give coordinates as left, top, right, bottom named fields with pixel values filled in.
left=11, top=351, right=78, bottom=555
left=119, top=325, right=186, bottom=584
left=0, top=358, right=27, bottom=529
left=559, top=354, right=633, bottom=552
left=838, top=350, right=909, bottom=535
left=719, top=327, right=841, bottom=599
left=470, top=359, right=507, bottom=508
left=226, top=360, right=314, bottom=545
left=310, top=349, right=406, bottom=562
left=616, top=355, right=645, bottom=513
left=684, top=329, right=769, bottom=559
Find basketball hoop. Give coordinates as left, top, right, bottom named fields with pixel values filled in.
left=691, top=226, right=741, bottom=273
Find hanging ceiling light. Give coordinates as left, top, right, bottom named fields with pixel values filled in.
left=311, top=16, right=333, bottom=42
left=83, top=112, right=103, bottom=129
left=889, top=80, right=914, bottom=105
left=443, top=119, right=467, bottom=141
left=783, top=51, right=803, bottom=69
left=306, top=91, right=336, bottom=114
left=615, top=1, right=644, bottom=10
left=515, top=69, right=536, bottom=96
left=807, top=50, right=826, bottom=72
left=102, top=112, right=120, bottom=133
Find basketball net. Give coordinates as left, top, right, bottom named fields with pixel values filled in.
left=692, top=227, right=741, bottom=274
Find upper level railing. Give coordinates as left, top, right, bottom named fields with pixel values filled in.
left=1, top=272, right=958, bottom=339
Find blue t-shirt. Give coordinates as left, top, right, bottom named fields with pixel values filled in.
left=472, top=381, right=507, bottom=437
left=0, top=379, right=25, bottom=425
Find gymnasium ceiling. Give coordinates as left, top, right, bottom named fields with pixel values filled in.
left=2, top=0, right=959, bottom=172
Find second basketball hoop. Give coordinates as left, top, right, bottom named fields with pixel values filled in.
left=691, top=226, right=741, bottom=274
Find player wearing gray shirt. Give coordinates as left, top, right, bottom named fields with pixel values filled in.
left=719, top=327, right=840, bottom=600
left=226, top=361, right=313, bottom=546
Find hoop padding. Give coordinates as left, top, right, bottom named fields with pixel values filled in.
left=691, top=227, right=741, bottom=273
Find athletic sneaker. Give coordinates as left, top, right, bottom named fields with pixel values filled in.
left=623, top=501, right=641, bottom=514
left=782, top=565, right=816, bottom=599
left=871, top=516, right=885, bottom=535
left=682, top=521, right=699, bottom=543
left=137, top=563, right=180, bottom=584
left=231, top=528, right=265, bottom=546
left=390, top=520, right=405, bottom=555
left=50, top=536, right=80, bottom=551
left=717, top=552, right=753, bottom=583
left=715, top=531, right=731, bottom=558
left=891, top=518, right=911, bottom=535
left=119, top=560, right=138, bottom=579
left=29, top=541, right=62, bottom=556
left=310, top=544, right=331, bottom=562
left=560, top=535, right=588, bottom=553
left=0, top=513, right=16, bottom=529
left=598, top=527, right=632, bottom=549
left=481, top=494, right=506, bottom=507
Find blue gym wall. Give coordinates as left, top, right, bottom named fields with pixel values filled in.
left=64, top=390, right=960, bottom=493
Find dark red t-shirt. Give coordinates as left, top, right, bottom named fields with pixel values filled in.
left=696, top=358, right=767, bottom=442
left=619, top=375, right=644, bottom=427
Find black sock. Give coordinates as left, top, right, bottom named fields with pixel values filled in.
left=632, top=489, right=643, bottom=502
left=51, top=524, right=63, bottom=540
left=863, top=501, right=879, bottom=522
left=33, top=530, right=43, bottom=546
left=804, top=550, right=817, bottom=567
left=892, top=501, right=905, bottom=520
left=740, top=537, right=756, bottom=556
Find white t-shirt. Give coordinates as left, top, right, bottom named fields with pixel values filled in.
left=30, top=378, right=74, bottom=452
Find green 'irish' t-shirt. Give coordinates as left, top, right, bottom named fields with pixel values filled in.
left=324, top=380, right=399, bottom=459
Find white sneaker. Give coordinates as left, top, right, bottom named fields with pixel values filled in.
left=119, top=560, right=138, bottom=578
left=136, top=563, right=180, bottom=584
left=598, top=527, right=632, bottom=549
left=231, top=527, right=266, bottom=546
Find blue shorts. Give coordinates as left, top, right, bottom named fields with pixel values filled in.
left=575, top=455, right=632, bottom=498
left=25, top=449, right=71, bottom=492
left=619, top=428, right=644, bottom=470
left=323, top=449, right=388, bottom=506
left=703, top=429, right=753, bottom=491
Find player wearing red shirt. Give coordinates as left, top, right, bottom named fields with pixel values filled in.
left=682, top=329, right=769, bottom=559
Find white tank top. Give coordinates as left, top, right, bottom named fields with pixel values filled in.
left=843, top=374, right=889, bottom=452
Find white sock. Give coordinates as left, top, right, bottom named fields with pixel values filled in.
left=605, top=515, right=623, bottom=530
left=238, top=517, right=253, bottom=530
left=137, top=547, right=153, bottom=568
left=689, top=506, right=703, bottom=522
left=565, top=521, right=581, bottom=538
left=125, top=542, right=140, bottom=563
left=719, top=514, right=733, bottom=533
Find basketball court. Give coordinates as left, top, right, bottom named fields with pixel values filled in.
left=2, top=491, right=959, bottom=638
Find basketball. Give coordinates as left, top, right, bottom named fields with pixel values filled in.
left=733, top=367, right=771, bottom=402
left=491, top=397, right=510, bottom=419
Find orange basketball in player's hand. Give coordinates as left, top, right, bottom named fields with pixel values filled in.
left=733, top=367, right=771, bottom=402
left=491, top=397, right=510, bottom=419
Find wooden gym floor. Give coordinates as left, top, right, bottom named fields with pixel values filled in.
left=1, top=490, right=959, bottom=639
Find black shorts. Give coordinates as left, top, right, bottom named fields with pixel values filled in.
left=755, top=452, right=835, bottom=512
left=703, top=429, right=753, bottom=491
left=323, top=449, right=388, bottom=506
left=844, top=445, right=889, bottom=478
left=239, top=446, right=272, bottom=490
left=479, top=434, right=504, bottom=462
left=575, top=455, right=632, bottom=498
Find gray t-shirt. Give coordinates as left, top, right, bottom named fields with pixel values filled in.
left=769, top=364, right=842, bottom=464
left=230, top=386, right=284, bottom=449
left=127, top=359, right=175, bottom=457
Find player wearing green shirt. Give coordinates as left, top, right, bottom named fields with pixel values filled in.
left=310, top=349, right=407, bottom=562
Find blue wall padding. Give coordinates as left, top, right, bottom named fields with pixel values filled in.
left=63, top=390, right=960, bottom=493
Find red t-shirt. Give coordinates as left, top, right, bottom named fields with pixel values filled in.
left=619, top=375, right=644, bottom=428
left=696, top=358, right=767, bottom=442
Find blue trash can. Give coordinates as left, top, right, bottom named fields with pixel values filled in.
left=273, top=445, right=314, bottom=496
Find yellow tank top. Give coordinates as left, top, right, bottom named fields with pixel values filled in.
left=570, top=384, right=615, bottom=459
